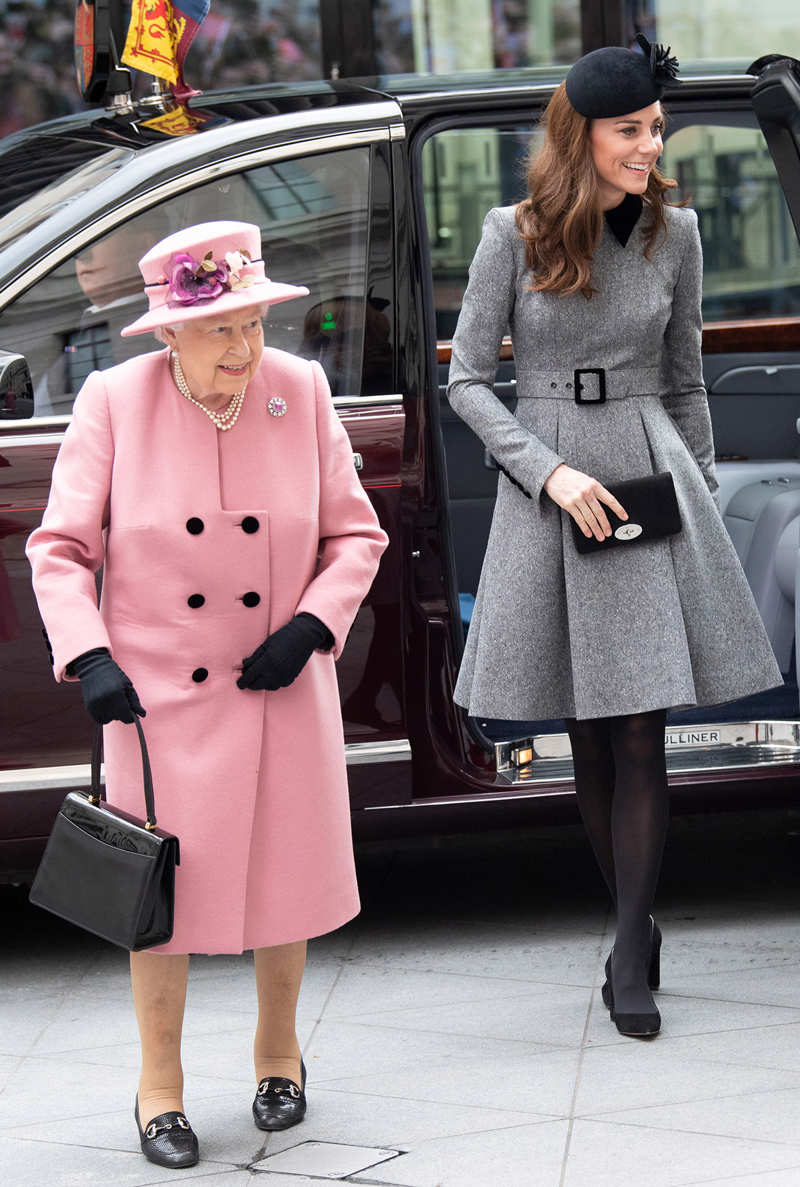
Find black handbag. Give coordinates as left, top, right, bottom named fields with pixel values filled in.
left=29, top=718, right=179, bottom=950
left=571, top=471, right=682, bottom=554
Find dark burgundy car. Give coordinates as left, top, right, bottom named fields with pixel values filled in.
left=2, top=56, right=800, bottom=880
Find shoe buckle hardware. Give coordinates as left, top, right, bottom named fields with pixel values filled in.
left=574, top=368, right=606, bottom=404
left=284, top=1084, right=301, bottom=1098
left=145, top=1115, right=188, bottom=1139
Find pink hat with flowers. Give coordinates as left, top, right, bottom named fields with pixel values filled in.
left=120, top=220, right=309, bottom=337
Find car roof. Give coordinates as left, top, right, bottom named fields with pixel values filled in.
left=0, top=57, right=759, bottom=157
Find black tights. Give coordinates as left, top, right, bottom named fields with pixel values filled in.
left=564, top=708, right=669, bottom=1010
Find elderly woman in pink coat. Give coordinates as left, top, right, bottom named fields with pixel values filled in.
left=26, top=221, right=388, bottom=1170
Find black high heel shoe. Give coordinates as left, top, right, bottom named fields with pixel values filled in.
left=601, top=916, right=661, bottom=1008
left=253, top=1058, right=307, bottom=1131
left=604, top=953, right=661, bottom=1037
left=135, top=1097, right=199, bottom=1168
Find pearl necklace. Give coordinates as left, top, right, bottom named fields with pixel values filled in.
left=171, top=353, right=247, bottom=431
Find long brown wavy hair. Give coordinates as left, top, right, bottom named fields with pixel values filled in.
left=514, top=82, right=679, bottom=298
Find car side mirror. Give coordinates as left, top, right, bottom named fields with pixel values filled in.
left=0, top=350, right=34, bottom=419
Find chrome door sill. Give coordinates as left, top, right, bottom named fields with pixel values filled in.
left=496, top=720, right=800, bottom=786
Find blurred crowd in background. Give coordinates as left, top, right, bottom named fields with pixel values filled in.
left=0, top=0, right=323, bottom=136
left=11, top=0, right=777, bottom=140
left=0, top=0, right=590, bottom=138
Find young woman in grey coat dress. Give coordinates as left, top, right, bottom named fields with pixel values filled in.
left=447, top=38, right=782, bottom=1037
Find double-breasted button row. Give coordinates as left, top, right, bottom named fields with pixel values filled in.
left=185, top=516, right=261, bottom=535
left=184, top=515, right=261, bottom=682
left=186, top=592, right=260, bottom=608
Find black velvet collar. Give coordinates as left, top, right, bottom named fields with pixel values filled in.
left=604, top=192, right=643, bottom=247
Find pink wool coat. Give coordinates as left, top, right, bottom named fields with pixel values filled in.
left=27, top=347, right=388, bottom=954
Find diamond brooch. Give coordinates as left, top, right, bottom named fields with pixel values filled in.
left=267, top=396, right=287, bottom=418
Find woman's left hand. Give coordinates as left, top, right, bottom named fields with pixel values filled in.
left=237, top=613, right=334, bottom=691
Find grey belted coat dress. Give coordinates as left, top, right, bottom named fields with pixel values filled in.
left=447, top=203, right=782, bottom=722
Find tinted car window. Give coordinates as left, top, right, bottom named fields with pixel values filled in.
left=423, top=125, right=536, bottom=340
left=424, top=117, right=800, bottom=336
left=659, top=122, right=800, bottom=320
left=0, top=145, right=372, bottom=417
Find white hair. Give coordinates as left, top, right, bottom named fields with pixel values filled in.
left=152, top=302, right=270, bottom=346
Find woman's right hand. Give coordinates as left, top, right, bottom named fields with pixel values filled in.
left=69, top=648, right=146, bottom=724
left=543, top=463, right=629, bottom=542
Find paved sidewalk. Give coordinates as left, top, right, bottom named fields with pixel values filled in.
left=3, top=810, right=800, bottom=1186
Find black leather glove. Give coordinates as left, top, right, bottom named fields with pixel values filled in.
left=69, top=647, right=146, bottom=724
left=237, top=613, right=334, bottom=691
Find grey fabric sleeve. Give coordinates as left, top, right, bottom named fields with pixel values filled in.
left=447, top=208, right=565, bottom=500
left=660, top=209, right=720, bottom=504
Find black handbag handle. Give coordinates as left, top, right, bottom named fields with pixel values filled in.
left=90, top=718, right=157, bottom=829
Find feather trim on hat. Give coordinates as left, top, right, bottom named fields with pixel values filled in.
left=635, top=32, right=680, bottom=83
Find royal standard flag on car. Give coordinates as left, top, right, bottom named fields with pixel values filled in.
left=122, top=1, right=210, bottom=97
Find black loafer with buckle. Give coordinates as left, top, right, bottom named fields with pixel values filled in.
left=252, top=1058, right=307, bottom=1131
left=135, top=1097, right=199, bottom=1168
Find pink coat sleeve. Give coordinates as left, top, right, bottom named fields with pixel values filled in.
left=294, top=361, right=389, bottom=659
left=25, top=371, right=114, bottom=681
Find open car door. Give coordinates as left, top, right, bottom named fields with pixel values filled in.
left=753, top=56, right=800, bottom=241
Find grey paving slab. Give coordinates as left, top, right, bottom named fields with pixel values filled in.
left=0, top=1133, right=230, bottom=1187
left=0, top=994, right=68, bottom=1057
left=562, top=1118, right=800, bottom=1187
left=683, top=1170, right=800, bottom=1187
left=585, top=1084, right=800, bottom=1148
left=301, top=1017, right=561, bottom=1087
left=574, top=1041, right=800, bottom=1116
left=243, top=1177, right=320, bottom=1185
left=29, top=999, right=266, bottom=1058
left=670, top=963, right=800, bottom=1009
left=172, top=1176, right=278, bottom=1186
left=322, top=961, right=561, bottom=1020
left=0, top=1054, right=22, bottom=1093
left=357, top=1118, right=570, bottom=1187
left=656, top=938, right=800, bottom=981
left=261, top=1087, right=545, bottom=1154
left=584, top=988, right=800, bottom=1047
left=339, top=984, right=593, bottom=1050
left=0, top=1055, right=252, bottom=1130
left=319, top=1045, right=580, bottom=1117
left=0, top=948, right=107, bottom=997
left=0, top=1053, right=138, bottom=1129
left=652, top=1021, right=800, bottom=1074
left=345, top=923, right=607, bottom=987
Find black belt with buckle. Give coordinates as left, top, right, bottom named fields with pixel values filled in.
left=574, top=368, right=606, bottom=404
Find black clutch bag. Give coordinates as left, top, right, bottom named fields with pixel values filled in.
left=571, top=471, right=682, bottom=554
left=29, top=719, right=179, bottom=951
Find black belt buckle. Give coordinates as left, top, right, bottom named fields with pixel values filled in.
left=574, top=368, right=606, bottom=404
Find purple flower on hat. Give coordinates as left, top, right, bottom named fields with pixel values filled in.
left=168, top=251, right=230, bottom=306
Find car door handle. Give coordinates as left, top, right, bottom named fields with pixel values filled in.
left=711, top=364, right=800, bottom=394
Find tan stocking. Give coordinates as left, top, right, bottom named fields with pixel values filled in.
left=130, top=950, right=190, bottom=1127
left=253, top=940, right=306, bottom=1087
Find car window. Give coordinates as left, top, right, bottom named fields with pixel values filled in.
left=0, top=144, right=132, bottom=248
left=423, top=125, right=536, bottom=341
left=659, top=122, right=800, bottom=320
left=0, top=145, right=372, bottom=418
left=424, top=117, right=800, bottom=339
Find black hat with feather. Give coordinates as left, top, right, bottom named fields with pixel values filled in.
left=565, top=34, right=680, bottom=119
